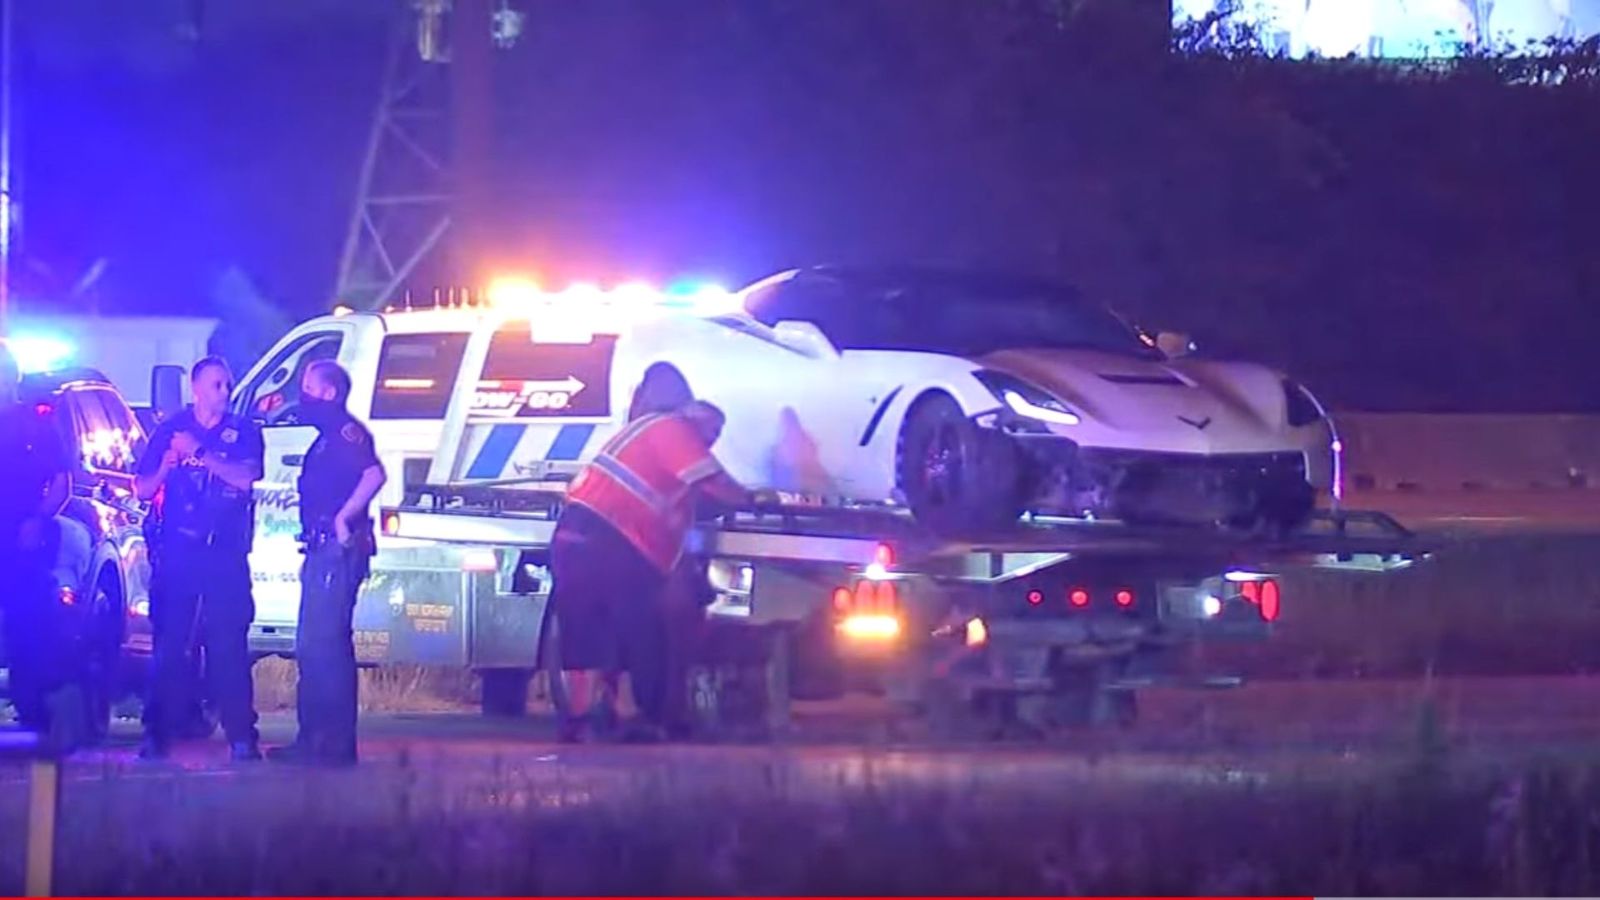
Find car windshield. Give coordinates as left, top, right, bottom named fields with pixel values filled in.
left=754, top=270, right=1160, bottom=359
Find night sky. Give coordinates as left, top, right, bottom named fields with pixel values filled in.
left=14, top=1, right=391, bottom=317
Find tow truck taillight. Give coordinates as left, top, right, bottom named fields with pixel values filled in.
left=1259, top=579, right=1282, bottom=622
left=835, top=567, right=902, bottom=642
left=1236, top=577, right=1282, bottom=623
left=1114, top=588, right=1135, bottom=608
left=1026, top=589, right=1044, bottom=606
left=1069, top=587, right=1090, bottom=608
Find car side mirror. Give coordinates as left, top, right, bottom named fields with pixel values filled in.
left=150, top=364, right=185, bottom=422
left=772, top=320, right=838, bottom=358
left=1156, top=331, right=1195, bottom=360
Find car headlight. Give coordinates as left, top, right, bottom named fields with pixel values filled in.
left=972, top=370, right=1081, bottom=427
left=1283, top=379, right=1325, bottom=428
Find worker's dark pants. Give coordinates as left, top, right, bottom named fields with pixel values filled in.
left=293, top=542, right=367, bottom=760
left=548, top=506, right=669, bottom=726
left=0, top=540, right=67, bottom=733
left=143, top=538, right=259, bottom=746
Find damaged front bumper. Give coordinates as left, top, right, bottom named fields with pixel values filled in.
left=1004, top=433, right=1316, bottom=527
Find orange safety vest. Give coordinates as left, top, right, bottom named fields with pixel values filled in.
left=565, top=412, right=728, bottom=572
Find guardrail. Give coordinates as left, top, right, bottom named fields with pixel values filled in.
left=1336, top=412, right=1600, bottom=493
left=0, top=733, right=61, bottom=897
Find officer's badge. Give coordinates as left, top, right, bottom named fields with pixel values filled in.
left=221, top=428, right=239, bottom=443
left=341, top=423, right=363, bottom=443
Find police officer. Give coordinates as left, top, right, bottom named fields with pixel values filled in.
left=267, top=359, right=385, bottom=767
left=134, top=356, right=263, bottom=761
left=0, top=343, right=72, bottom=739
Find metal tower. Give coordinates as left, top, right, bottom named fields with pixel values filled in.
left=333, top=0, right=521, bottom=311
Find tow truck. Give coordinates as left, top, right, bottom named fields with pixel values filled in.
left=357, top=287, right=1427, bottom=734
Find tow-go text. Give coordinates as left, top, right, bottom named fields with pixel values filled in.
left=472, top=377, right=588, bottom=418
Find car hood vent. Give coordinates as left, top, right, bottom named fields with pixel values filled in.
left=1099, top=373, right=1186, bottom=386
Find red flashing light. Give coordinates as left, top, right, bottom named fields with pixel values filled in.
left=832, top=587, right=852, bottom=612
left=1260, top=579, right=1282, bottom=622
left=1240, top=581, right=1261, bottom=604
left=34, top=403, right=52, bottom=416
left=854, top=579, right=877, bottom=611
left=1026, top=589, right=1044, bottom=606
left=878, top=580, right=900, bottom=613
left=1069, top=588, right=1090, bottom=608
left=874, top=543, right=895, bottom=569
left=1115, top=588, right=1135, bottom=608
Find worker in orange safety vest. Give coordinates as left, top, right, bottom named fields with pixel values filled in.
left=547, top=399, right=758, bottom=742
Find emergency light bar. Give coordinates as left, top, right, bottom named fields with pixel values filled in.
left=379, top=277, right=744, bottom=317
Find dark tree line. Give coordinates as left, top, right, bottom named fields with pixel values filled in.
left=470, top=1, right=1599, bottom=412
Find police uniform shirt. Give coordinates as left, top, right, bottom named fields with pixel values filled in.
left=138, top=409, right=264, bottom=552
left=297, top=405, right=379, bottom=535
left=0, top=400, right=71, bottom=546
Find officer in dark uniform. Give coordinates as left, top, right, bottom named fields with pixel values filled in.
left=134, top=356, right=263, bottom=761
left=267, top=359, right=385, bottom=767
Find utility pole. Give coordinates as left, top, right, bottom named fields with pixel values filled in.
left=1, top=0, right=16, bottom=334
left=334, top=0, right=521, bottom=311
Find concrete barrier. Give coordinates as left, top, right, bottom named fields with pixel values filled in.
left=1334, top=413, right=1600, bottom=494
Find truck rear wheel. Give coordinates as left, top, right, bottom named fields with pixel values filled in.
left=537, top=610, right=574, bottom=723
left=479, top=668, right=532, bottom=718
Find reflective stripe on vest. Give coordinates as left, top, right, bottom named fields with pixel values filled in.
left=566, top=413, right=716, bottom=572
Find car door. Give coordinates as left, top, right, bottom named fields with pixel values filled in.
left=47, top=386, right=153, bottom=647
left=74, top=387, right=156, bottom=649
left=732, top=280, right=904, bottom=498
left=232, top=328, right=350, bottom=629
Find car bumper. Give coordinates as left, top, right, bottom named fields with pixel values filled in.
left=1019, top=440, right=1317, bottom=526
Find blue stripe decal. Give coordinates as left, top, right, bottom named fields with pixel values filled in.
left=465, top=424, right=526, bottom=479
left=545, top=424, right=596, bottom=461
left=859, top=385, right=904, bottom=447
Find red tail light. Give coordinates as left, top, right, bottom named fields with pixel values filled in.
left=1114, top=588, right=1135, bottom=608
left=1259, top=579, right=1281, bottom=622
left=1026, top=589, right=1044, bottom=606
left=832, top=587, right=851, bottom=611
left=1240, top=581, right=1260, bottom=604
left=854, top=580, right=876, bottom=610
left=877, top=580, right=900, bottom=613
left=874, top=543, right=895, bottom=569
left=1069, top=587, right=1090, bottom=608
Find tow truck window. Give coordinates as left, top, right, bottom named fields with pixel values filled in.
left=478, top=325, right=616, bottom=419
left=237, top=331, right=344, bottom=426
left=371, top=333, right=468, bottom=420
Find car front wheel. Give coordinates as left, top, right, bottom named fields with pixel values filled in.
left=898, top=394, right=1026, bottom=537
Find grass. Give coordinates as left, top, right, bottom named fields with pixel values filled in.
left=1208, top=532, right=1600, bottom=680
left=6, top=737, right=1600, bottom=895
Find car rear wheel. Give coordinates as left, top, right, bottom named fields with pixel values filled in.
left=898, top=394, right=1026, bottom=536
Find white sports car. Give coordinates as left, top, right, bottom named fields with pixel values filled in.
left=593, top=264, right=1337, bottom=536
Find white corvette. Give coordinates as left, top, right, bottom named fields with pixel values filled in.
left=576, top=264, right=1338, bottom=536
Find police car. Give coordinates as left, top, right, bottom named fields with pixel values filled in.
left=1, top=368, right=155, bottom=743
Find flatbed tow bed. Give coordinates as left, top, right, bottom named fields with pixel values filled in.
left=380, top=481, right=1427, bottom=734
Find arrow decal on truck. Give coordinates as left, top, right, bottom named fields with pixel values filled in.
left=471, top=377, right=588, bottom=418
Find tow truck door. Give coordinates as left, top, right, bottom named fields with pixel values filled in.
left=231, top=323, right=359, bottom=632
